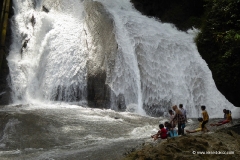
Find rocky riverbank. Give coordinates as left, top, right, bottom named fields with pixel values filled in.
left=123, top=123, right=240, bottom=160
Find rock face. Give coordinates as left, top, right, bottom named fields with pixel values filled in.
left=0, top=2, right=12, bottom=105
left=84, top=1, right=118, bottom=108
left=0, top=70, right=11, bottom=105
left=42, top=0, right=61, bottom=11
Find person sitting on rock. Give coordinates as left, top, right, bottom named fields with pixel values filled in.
left=186, top=117, right=206, bottom=133
left=151, top=124, right=168, bottom=140
left=164, top=122, right=171, bottom=136
left=218, top=109, right=227, bottom=123
left=210, top=110, right=232, bottom=126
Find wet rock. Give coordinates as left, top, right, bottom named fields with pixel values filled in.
left=123, top=127, right=240, bottom=160
left=42, top=5, right=49, bottom=13
left=84, top=1, right=118, bottom=109
left=0, top=70, right=11, bottom=105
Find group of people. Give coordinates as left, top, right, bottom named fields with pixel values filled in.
left=151, top=104, right=232, bottom=140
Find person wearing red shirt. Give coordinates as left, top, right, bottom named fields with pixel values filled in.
left=151, top=124, right=168, bottom=140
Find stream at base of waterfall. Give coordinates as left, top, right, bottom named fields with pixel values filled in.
left=0, top=104, right=239, bottom=160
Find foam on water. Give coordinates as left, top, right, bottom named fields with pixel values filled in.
left=130, top=125, right=159, bottom=138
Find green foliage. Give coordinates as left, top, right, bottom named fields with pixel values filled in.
left=196, top=0, right=240, bottom=106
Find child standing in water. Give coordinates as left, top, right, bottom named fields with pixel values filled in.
left=201, top=105, right=209, bottom=132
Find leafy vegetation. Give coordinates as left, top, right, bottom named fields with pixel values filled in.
left=196, top=0, right=240, bottom=106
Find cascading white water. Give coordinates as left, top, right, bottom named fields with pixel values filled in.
left=8, top=0, right=88, bottom=104
left=7, top=0, right=237, bottom=117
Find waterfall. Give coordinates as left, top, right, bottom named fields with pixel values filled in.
left=8, top=0, right=88, bottom=103
left=7, top=0, right=235, bottom=117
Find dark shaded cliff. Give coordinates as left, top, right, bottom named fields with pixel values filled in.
left=130, top=0, right=205, bottom=31
left=0, top=0, right=13, bottom=105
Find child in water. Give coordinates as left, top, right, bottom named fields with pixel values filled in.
left=151, top=124, right=168, bottom=140
left=186, top=117, right=205, bottom=133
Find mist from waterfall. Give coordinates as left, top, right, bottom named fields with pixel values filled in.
left=7, top=0, right=237, bottom=118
